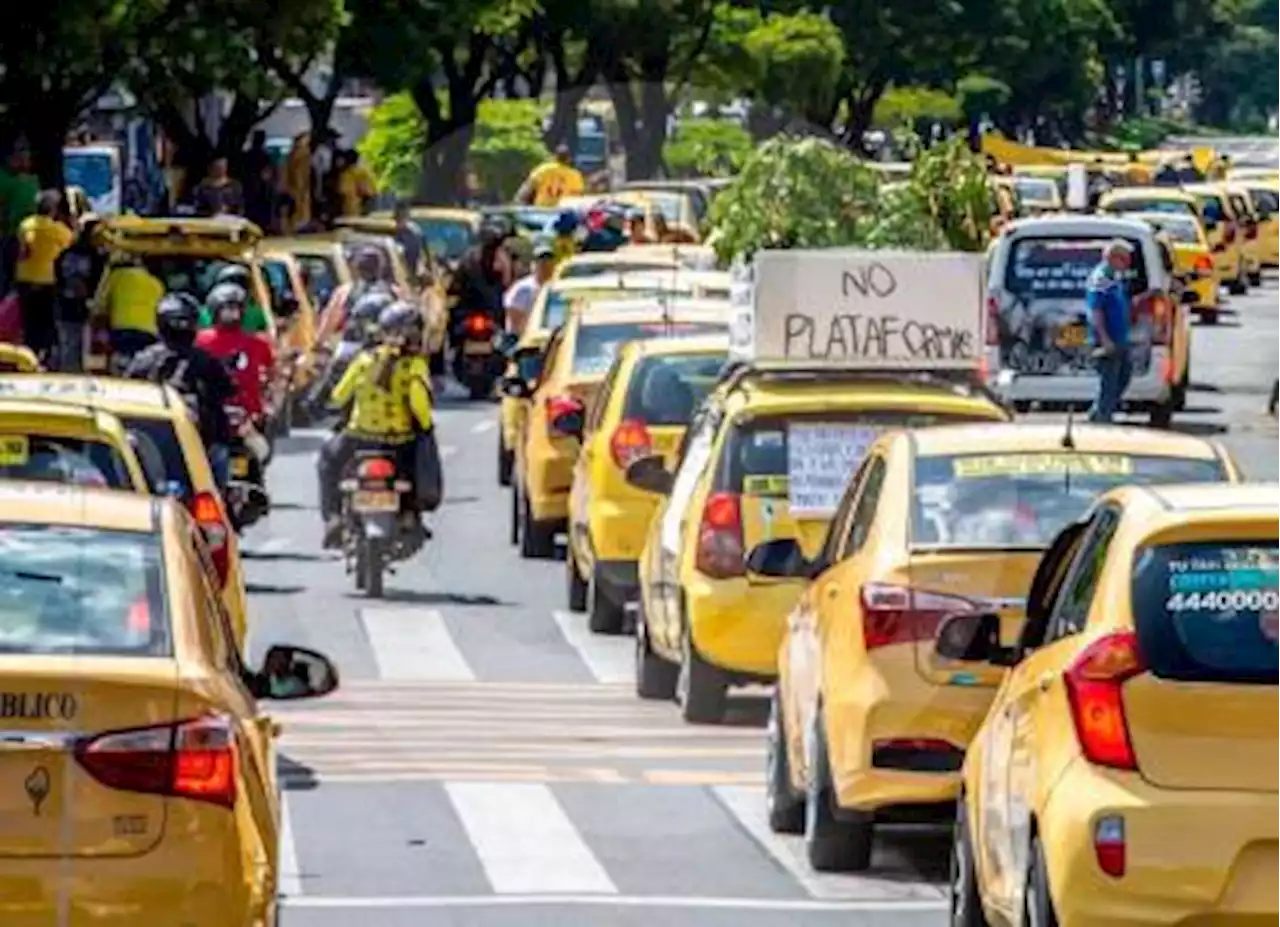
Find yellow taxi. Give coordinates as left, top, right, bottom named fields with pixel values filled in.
left=617, top=243, right=719, bottom=271
left=0, top=398, right=153, bottom=492
left=612, top=189, right=702, bottom=241
left=259, top=249, right=319, bottom=414
left=506, top=299, right=731, bottom=559
left=0, top=343, right=41, bottom=372
left=1182, top=183, right=1250, bottom=294
left=0, top=481, right=339, bottom=927
left=555, top=250, right=685, bottom=281
left=368, top=205, right=481, bottom=270
left=0, top=375, right=251, bottom=648
left=566, top=334, right=729, bottom=632
left=629, top=367, right=1012, bottom=721
left=89, top=217, right=277, bottom=373
left=1122, top=211, right=1220, bottom=322
left=947, top=481, right=1275, bottom=927
left=1234, top=178, right=1280, bottom=268
left=1009, top=175, right=1063, bottom=215
left=1224, top=182, right=1265, bottom=285
left=754, top=423, right=1240, bottom=871
left=1097, top=186, right=1202, bottom=223
left=261, top=235, right=352, bottom=312
left=497, top=271, right=718, bottom=487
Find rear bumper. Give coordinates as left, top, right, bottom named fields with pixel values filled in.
left=1041, top=757, right=1279, bottom=927
left=992, top=362, right=1174, bottom=405
left=589, top=496, right=660, bottom=563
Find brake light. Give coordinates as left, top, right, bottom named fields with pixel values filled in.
left=695, top=492, right=744, bottom=579
left=610, top=418, right=653, bottom=469
left=75, top=715, right=237, bottom=809
left=985, top=295, right=1000, bottom=347
left=1149, top=295, right=1171, bottom=346
left=1194, top=254, right=1214, bottom=274
left=1094, top=815, right=1126, bottom=877
left=188, top=491, right=230, bottom=585
left=1064, top=632, right=1144, bottom=770
left=357, top=457, right=396, bottom=480
left=464, top=313, right=493, bottom=338
left=545, top=394, right=584, bottom=438
left=861, top=583, right=977, bottom=651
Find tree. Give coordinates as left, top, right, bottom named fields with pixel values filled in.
left=872, top=86, right=962, bottom=130
left=741, top=11, right=846, bottom=136
left=359, top=92, right=426, bottom=196
left=1188, top=0, right=1278, bottom=129
left=663, top=118, right=752, bottom=177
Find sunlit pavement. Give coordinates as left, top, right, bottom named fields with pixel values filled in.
left=249, top=276, right=1276, bottom=927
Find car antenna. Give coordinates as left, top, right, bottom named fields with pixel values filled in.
left=1061, top=408, right=1076, bottom=494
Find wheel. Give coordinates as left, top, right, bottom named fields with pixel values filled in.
left=804, top=707, right=873, bottom=872
left=1172, top=346, right=1190, bottom=411
left=1229, top=274, right=1248, bottom=295
left=1024, top=837, right=1061, bottom=927
left=587, top=563, right=626, bottom=634
left=634, top=606, right=678, bottom=700
left=468, top=378, right=489, bottom=401
left=677, top=626, right=727, bottom=724
left=509, top=484, right=520, bottom=546
left=362, top=538, right=384, bottom=598
left=519, top=492, right=556, bottom=559
left=1249, top=270, right=1262, bottom=287
left=566, top=549, right=588, bottom=612
left=497, top=437, right=513, bottom=487
left=1197, top=306, right=1219, bottom=325
left=1149, top=401, right=1173, bottom=428
left=949, top=800, right=990, bottom=926
left=765, top=689, right=805, bottom=834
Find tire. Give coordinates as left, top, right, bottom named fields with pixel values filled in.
left=1172, top=346, right=1190, bottom=411
left=566, top=549, right=588, bottom=612
left=587, top=563, right=626, bottom=634
left=519, top=493, right=556, bottom=559
left=468, top=378, right=489, bottom=401
left=361, top=538, right=384, bottom=598
left=497, top=437, right=513, bottom=487
left=634, top=608, right=678, bottom=700
left=1198, top=306, right=1219, bottom=325
left=949, top=800, right=990, bottom=927
left=677, top=627, right=727, bottom=724
left=1024, top=837, right=1061, bottom=927
left=508, top=485, right=520, bottom=546
left=804, top=707, right=873, bottom=872
left=1249, top=270, right=1262, bottom=287
left=1149, top=401, right=1174, bottom=429
left=765, top=689, right=805, bottom=834
left=1229, top=274, right=1248, bottom=295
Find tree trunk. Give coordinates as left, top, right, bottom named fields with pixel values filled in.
left=606, top=58, right=669, bottom=181
left=545, top=37, right=600, bottom=151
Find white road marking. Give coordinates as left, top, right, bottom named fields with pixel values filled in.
left=278, top=792, right=303, bottom=897
left=552, top=610, right=633, bottom=684
left=445, top=782, right=617, bottom=895
left=471, top=419, right=497, bottom=434
left=441, top=445, right=458, bottom=459
left=713, top=785, right=946, bottom=901
left=281, top=895, right=946, bottom=912
left=361, top=609, right=475, bottom=681
left=250, top=537, right=293, bottom=555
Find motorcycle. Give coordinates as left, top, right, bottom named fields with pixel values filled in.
left=223, top=403, right=271, bottom=531
left=451, top=311, right=503, bottom=400
left=338, top=449, right=426, bottom=598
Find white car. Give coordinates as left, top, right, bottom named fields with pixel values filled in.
left=984, top=215, right=1186, bottom=426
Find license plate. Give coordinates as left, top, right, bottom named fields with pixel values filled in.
left=352, top=490, right=399, bottom=512
left=463, top=341, right=493, bottom=355
left=231, top=456, right=250, bottom=478
left=1056, top=325, right=1087, bottom=349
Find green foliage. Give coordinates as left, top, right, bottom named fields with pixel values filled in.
left=956, top=74, right=1012, bottom=121
left=743, top=12, right=846, bottom=122
left=663, top=119, right=753, bottom=178
left=359, top=93, right=426, bottom=197
left=708, top=134, right=991, bottom=262
left=468, top=99, right=550, bottom=201
left=1096, top=116, right=1224, bottom=151
left=872, top=86, right=962, bottom=128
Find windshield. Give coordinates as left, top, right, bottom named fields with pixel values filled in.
left=1133, top=540, right=1278, bottom=684
left=1123, top=214, right=1202, bottom=244
left=63, top=151, right=115, bottom=200
left=1004, top=236, right=1147, bottom=301
left=0, top=434, right=132, bottom=488
left=1104, top=197, right=1195, bottom=217
left=622, top=351, right=726, bottom=425
left=262, top=259, right=292, bottom=301
left=572, top=321, right=725, bottom=376
left=296, top=255, right=339, bottom=305
left=911, top=453, right=1229, bottom=548
left=134, top=256, right=253, bottom=303
left=0, top=525, right=168, bottom=656
left=1013, top=178, right=1058, bottom=204
left=415, top=218, right=475, bottom=262
left=121, top=417, right=192, bottom=499
left=1194, top=194, right=1225, bottom=223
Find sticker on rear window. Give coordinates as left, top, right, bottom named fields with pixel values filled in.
left=952, top=453, right=1133, bottom=479
left=0, top=435, right=29, bottom=465
left=743, top=474, right=789, bottom=496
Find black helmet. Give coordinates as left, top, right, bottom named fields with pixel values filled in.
left=350, top=290, right=395, bottom=324
left=156, top=293, right=201, bottom=341
left=377, top=301, right=424, bottom=343
left=207, top=282, right=248, bottom=315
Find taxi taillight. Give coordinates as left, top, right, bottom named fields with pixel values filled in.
left=1064, top=632, right=1144, bottom=771
left=860, top=583, right=977, bottom=651
left=1149, top=295, right=1172, bottom=346
left=695, top=492, right=744, bottom=579
left=1194, top=254, right=1214, bottom=274
left=610, top=418, right=653, bottom=469
left=75, top=715, right=238, bottom=809
left=188, top=491, right=230, bottom=585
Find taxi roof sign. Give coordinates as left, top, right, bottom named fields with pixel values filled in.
left=729, top=249, right=985, bottom=370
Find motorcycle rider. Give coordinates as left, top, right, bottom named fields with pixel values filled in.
left=305, top=288, right=395, bottom=416
left=316, top=247, right=397, bottom=346
left=195, top=282, right=276, bottom=431
left=317, top=301, right=434, bottom=547
left=125, top=293, right=237, bottom=490
left=447, top=221, right=510, bottom=335
left=199, top=264, right=270, bottom=333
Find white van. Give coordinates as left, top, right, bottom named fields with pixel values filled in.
left=985, top=215, right=1185, bottom=425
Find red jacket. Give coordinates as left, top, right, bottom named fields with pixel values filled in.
left=195, top=326, right=275, bottom=418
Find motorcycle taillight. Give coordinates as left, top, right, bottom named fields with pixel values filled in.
left=358, top=457, right=396, bottom=480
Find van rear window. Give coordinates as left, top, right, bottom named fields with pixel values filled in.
left=0, top=435, right=132, bottom=489
left=1132, top=540, right=1278, bottom=685
left=1005, top=237, right=1148, bottom=301
left=120, top=417, right=192, bottom=499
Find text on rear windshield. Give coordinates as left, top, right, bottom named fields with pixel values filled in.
left=1005, top=237, right=1147, bottom=301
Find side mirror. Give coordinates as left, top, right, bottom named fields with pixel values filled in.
left=253, top=645, right=339, bottom=700
left=624, top=454, right=674, bottom=495
left=933, top=613, right=1014, bottom=666
left=500, top=376, right=531, bottom=399
left=745, top=538, right=810, bottom=579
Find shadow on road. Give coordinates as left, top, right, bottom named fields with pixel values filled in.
left=360, top=589, right=509, bottom=607
left=243, top=550, right=338, bottom=563
left=278, top=755, right=320, bottom=791
left=1169, top=421, right=1229, bottom=436
left=872, top=825, right=951, bottom=883
left=246, top=582, right=308, bottom=596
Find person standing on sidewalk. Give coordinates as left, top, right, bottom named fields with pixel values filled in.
left=0, top=141, right=39, bottom=293
left=52, top=216, right=104, bottom=371
left=14, top=189, right=74, bottom=363
left=1086, top=239, right=1146, bottom=424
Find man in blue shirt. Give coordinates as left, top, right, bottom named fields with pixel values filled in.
left=1085, top=239, right=1136, bottom=423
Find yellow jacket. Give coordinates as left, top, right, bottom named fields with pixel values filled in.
left=330, top=346, right=432, bottom=442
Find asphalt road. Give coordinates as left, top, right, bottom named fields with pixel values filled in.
left=255, top=276, right=1277, bottom=927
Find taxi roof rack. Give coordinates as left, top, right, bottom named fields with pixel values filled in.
left=713, top=362, right=1008, bottom=408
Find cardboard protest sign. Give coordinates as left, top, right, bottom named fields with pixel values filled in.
left=730, top=249, right=985, bottom=369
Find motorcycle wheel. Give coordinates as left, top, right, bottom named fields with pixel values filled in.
left=361, top=537, right=385, bottom=598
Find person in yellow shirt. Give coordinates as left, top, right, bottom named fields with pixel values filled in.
left=14, top=189, right=74, bottom=362
left=335, top=150, right=377, bottom=217
left=517, top=145, right=586, bottom=207
left=98, top=255, right=165, bottom=367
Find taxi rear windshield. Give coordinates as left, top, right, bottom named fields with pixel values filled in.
left=414, top=218, right=475, bottom=262
left=1195, top=194, right=1225, bottom=223
left=622, top=351, right=726, bottom=425
left=1105, top=198, right=1195, bottom=217
left=572, top=322, right=726, bottom=377
left=1005, top=237, right=1148, bottom=301
left=296, top=256, right=338, bottom=305
left=0, top=525, right=169, bottom=656
left=911, top=453, right=1229, bottom=548
left=0, top=435, right=133, bottom=489
left=717, top=411, right=991, bottom=495
left=1132, top=216, right=1201, bottom=244
left=120, top=417, right=192, bottom=499
left=1132, top=540, right=1278, bottom=685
